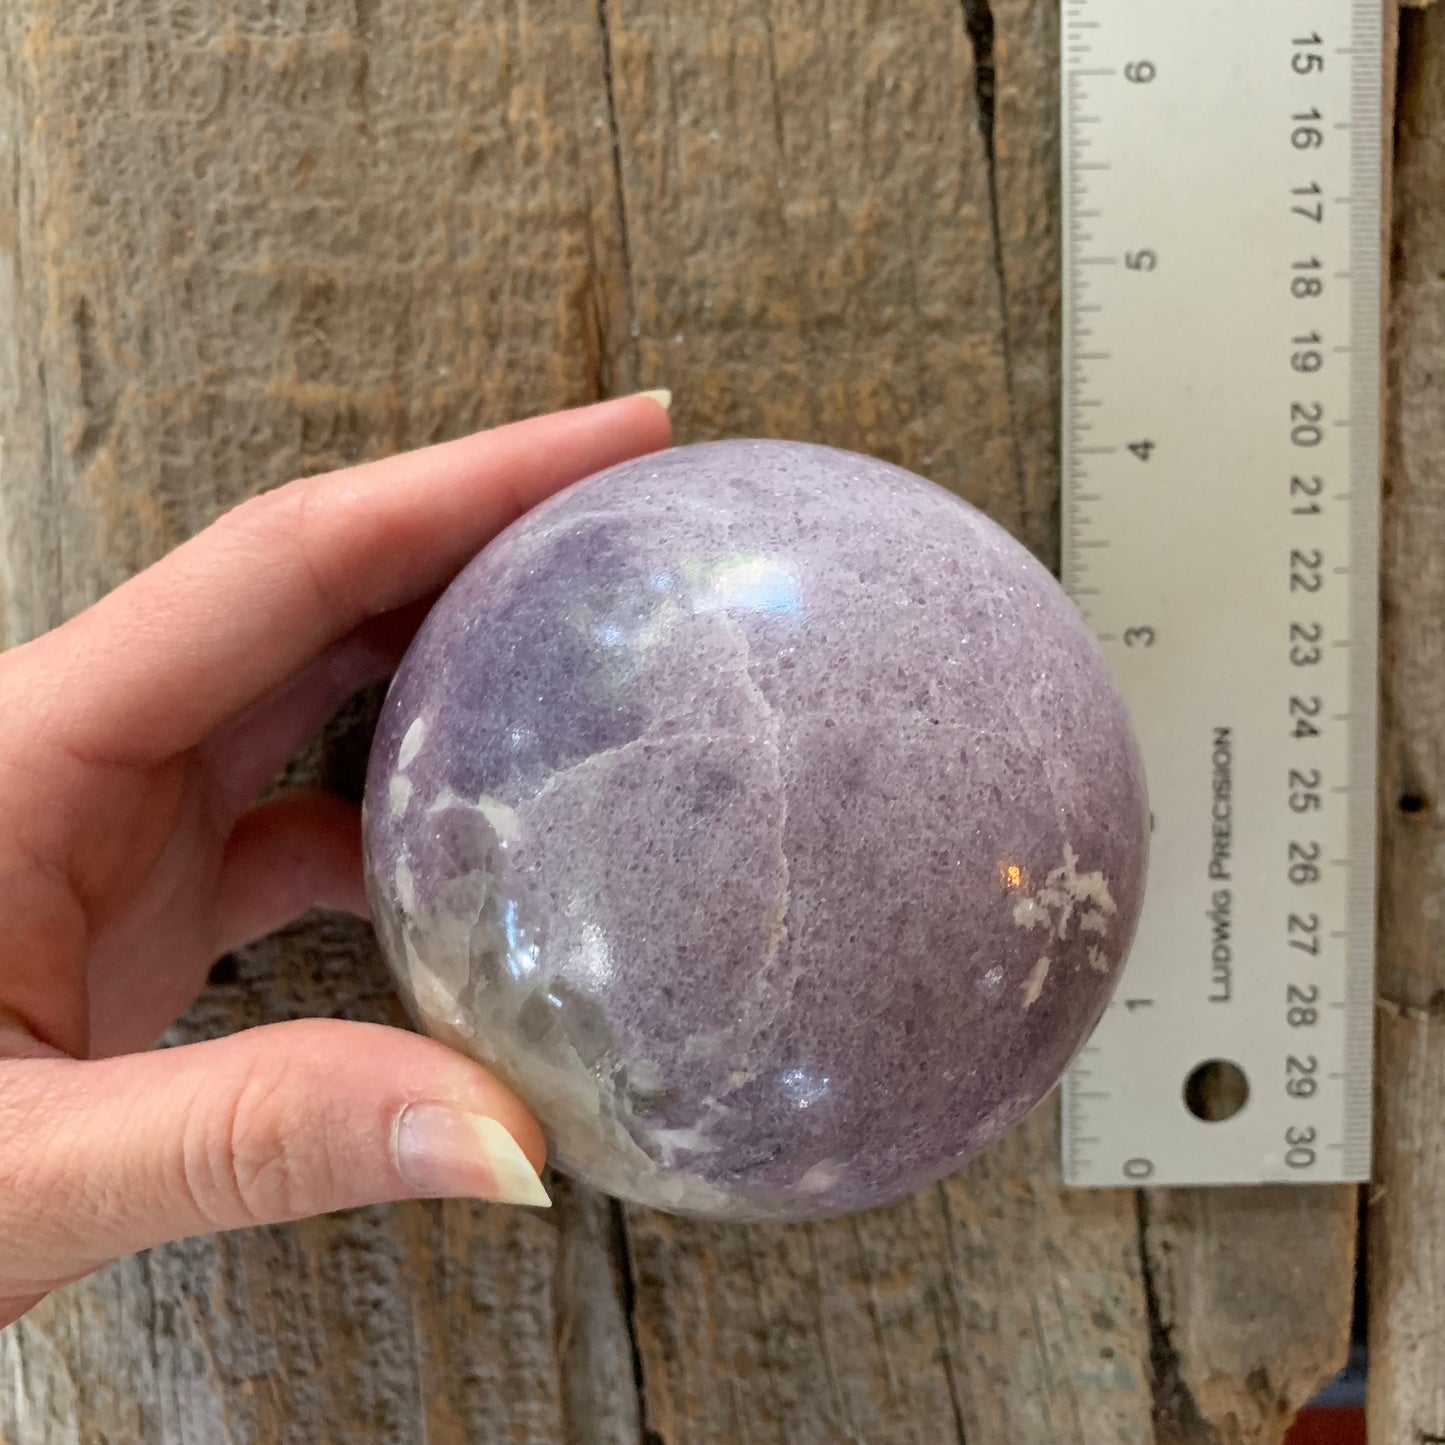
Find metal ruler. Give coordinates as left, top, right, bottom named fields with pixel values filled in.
left=1060, top=0, right=1382, bottom=1186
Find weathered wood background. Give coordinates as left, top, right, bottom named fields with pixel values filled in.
left=0, top=2, right=1437, bottom=1441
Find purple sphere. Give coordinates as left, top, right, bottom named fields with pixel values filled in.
left=363, top=440, right=1147, bottom=1220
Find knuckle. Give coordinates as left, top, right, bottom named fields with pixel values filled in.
left=222, top=481, right=355, bottom=628
left=222, top=483, right=293, bottom=543
left=292, top=477, right=361, bottom=629
left=196, top=1051, right=331, bottom=1226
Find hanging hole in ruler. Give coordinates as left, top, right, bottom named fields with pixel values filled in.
left=1182, top=1059, right=1250, bottom=1124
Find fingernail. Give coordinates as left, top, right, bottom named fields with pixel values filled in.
left=635, top=387, right=672, bottom=413
left=394, top=1103, right=551, bottom=1207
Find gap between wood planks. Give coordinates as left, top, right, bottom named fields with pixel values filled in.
left=596, top=0, right=638, bottom=399
left=960, top=0, right=1029, bottom=518
left=1137, top=1195, right=1213, bottom=1443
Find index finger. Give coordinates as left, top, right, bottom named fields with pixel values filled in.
left=30, top=393, right=672, bottom=767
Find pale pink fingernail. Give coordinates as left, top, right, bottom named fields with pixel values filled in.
left=393, top=1103, right=550, bottom=1207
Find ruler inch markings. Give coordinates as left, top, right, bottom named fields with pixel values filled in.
left=1059, top=0, right=1381, bottom=1189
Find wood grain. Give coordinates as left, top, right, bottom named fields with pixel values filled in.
left=0, top=4, right=640, bottom=1443
left=626, top=1111, right=1157, bottom=1444
left=0, top=0, right=1425, bottom=1440
left=605, top=5, right=1359, bottom=1443
left=605, top=6, right=1153, bottom=1442
left=1370, top=3, right=1445, bottom=1442
left=602, top=0, right=1015, bottom=512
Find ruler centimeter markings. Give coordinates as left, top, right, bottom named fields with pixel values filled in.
left=1060, top=0, right=1382, bottom=1187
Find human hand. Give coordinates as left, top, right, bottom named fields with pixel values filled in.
left=0, top=393, right=672, bottom=1326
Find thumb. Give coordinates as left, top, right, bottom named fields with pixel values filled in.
left=0, top=1019, right=550, bottom=1294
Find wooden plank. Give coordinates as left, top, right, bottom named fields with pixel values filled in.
left=602, top=0, right=1017, bottom=516
left=1141, top=1187, right=1356, bottom=1444
left=1370, top=2, right=1445, bottom=1440
left=603, top=4, right=1155, bottom=1441
left=0, top=4, right=641, bottom=1442
left=994, top=2, right=1363, bottom=1438
left=627, top=1113, right=1154, bottom=1445
left=0, top=0, right=1389, bottom=1439
left=1135, top=6, right=1422, bottom=1441
left=611, top=3, right=1363, bottom=1442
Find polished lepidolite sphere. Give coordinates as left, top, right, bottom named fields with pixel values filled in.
left=363, top=440, right=1147, bottom=1220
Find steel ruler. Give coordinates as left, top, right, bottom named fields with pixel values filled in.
left=1059, top=0, right=1382, bottom=1186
